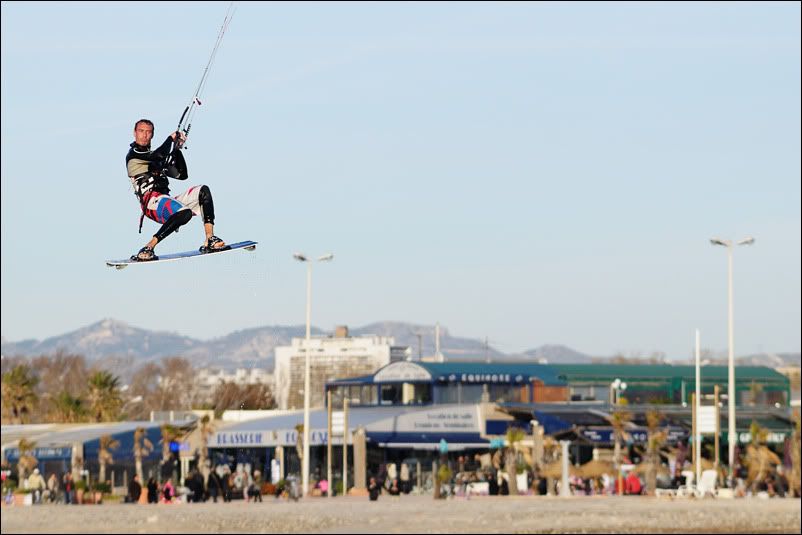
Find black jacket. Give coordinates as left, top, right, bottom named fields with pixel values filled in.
left=128, top=479, right=142, bottom=502
left=125, top=136, right=188, bottom=199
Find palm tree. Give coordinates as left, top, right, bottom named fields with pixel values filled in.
left=71, top=442, right=85, bottom=483
left=505, top=426, right=525, bottom=495
left=294, top=423, right=304, bottom=466
left=791, top=410, right=801, bottom=498
left=86, top=371, right=122, bottom=422
left=197, top=415, right=216, bottom=482
left=16, top=438, right=38, bottom=482
left=745, top=420, right=781, bottom=493
left=160, top=424, right=181, bottom=481
left=51, top=391, right=87, bottom=423
left=608, top=409, right=632, bottom=493
left=2, top=365, right=39, bottom=424
left=644, top=410, right=667, bottom=495
left=97, top=434, right=120, bottom=484
left=133, top=427, right=154, bottom=483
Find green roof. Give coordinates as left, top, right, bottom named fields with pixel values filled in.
left=419, top=362, right=566, bottom=385
left=550, top=364, right=788, bottom=384
left=326, top=363, right=788, bottom=389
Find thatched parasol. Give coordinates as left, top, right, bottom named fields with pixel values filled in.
left=539, top=460, right=579, bottom=479
left=577, top=459, right=616, bottom=478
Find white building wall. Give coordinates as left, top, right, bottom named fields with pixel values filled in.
left=274, top=335, right=394, bottom=410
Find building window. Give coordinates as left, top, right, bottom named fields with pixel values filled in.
left=413, top=384, right=432, bottom=404
left=381, top=384, right=401, bottom=405
left=434, top=384, right=483, bottom=404
left=349, top=385, right=362, bottom=405
left=331, top=387, right=344, bottom=407
left=489, top=384, right=528, bottom=403
left=362, top=385, right=378, bottom=405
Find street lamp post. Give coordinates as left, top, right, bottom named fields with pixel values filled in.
left=293, top=252, right=334, bottom=497
left=710, top=236, right=754, bottom=485
left=610, top=378, right=627, bottom=405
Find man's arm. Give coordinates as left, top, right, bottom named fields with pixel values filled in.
left=150, top=136, right=175, bottom=162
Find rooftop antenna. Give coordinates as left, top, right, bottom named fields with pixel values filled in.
left=410, top=329, right=424, bottom=361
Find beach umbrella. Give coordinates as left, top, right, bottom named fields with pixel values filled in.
left=539, top=460, right=579, bottom=479
left=577, top=459, right=616, bottom=478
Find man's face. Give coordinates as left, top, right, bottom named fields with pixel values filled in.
left=134, top=122, right=154, bottom=146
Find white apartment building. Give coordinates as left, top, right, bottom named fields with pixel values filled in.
left=196, top=367, right=274, bottom=402
left=274, top=326, right=409, bottom=410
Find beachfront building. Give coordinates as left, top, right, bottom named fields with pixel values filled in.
left=273, top=326, right=409, bottom=410
left=4, top=362, right=791, bottom=498
left=206, top=361, right=792, bottom=488
left=549, top=364, right=792, bottom=406
left=1, top=419, right=196, bottom=491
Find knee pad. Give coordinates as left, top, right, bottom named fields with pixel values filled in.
left=199, top=185, right=215, bottom=225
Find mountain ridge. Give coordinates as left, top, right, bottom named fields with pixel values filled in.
left=2, top=319, right=798, bottom=373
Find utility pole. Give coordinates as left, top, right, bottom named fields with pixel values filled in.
left=410, top=330, right=424, bottom=360
left=327, top=390, right=332, bottom=498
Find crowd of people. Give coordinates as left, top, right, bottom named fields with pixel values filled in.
left=3, top=452, right=796, bottom=505
left=123, top=466, right=267, bottom=504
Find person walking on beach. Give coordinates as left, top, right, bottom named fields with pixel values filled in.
left=368, top=477, right=381, bottom=501
left=128, top=474, right=142, bottom=503
left=147, top=477, right=159, bottom=504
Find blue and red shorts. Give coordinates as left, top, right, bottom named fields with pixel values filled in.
left=142, top=186, right=205, bottom=224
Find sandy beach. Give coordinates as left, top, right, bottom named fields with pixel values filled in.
left=2, top=495, right=800, bottom=534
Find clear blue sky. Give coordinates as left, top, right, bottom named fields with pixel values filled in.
left=2, top=2, right=800, bottom=359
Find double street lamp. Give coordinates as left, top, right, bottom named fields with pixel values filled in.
left=610, top=378, right=627, bottom=405
left=709, top=236, right=754, bottom=484
left=293, top=252, right=334, bottom=497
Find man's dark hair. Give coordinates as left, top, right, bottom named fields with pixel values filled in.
left=134, top=118, right=154, bottom=131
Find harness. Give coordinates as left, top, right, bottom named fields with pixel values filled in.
left=132, top=171, right=170, bottom=233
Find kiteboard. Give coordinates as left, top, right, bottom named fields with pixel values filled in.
left=106, top=240, right=257, bottom=270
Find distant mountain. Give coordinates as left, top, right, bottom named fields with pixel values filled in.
left=1, top=319, right=197, bottom=361
left=2, top=319, right=576, bottom=371
left=178, top=324, right=318, bottom=369
left=520, top=344, right=595, bottom=364
left=668, top=352, right=800, bottom=368
left=0, top=318, right=319, bottom=372
left=736, top=353, right=800, bottom=368
left=351, top=322, right=508, bottom=361
left=3, top=319, right=795, bottom=374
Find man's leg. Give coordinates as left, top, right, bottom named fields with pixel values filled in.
left=135, top=209, right=193, bottom=260
left=198, top=186, right=226, bottom=250
left=174, top=185, right=226, bottom=250
left=153, top=209, right=193, bottom=246
left=135, top=191, right=194, bottom=260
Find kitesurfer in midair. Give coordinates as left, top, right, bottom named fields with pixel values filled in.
left=125, top=118, right=226, bottom=261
